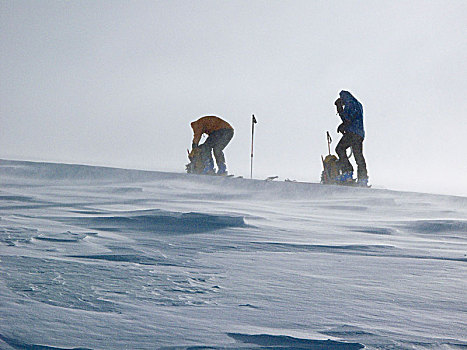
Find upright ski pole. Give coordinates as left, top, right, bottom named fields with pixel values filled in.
left=250, top=114, right=257, bottom=179
left=326, top=131, right=332, bottom=156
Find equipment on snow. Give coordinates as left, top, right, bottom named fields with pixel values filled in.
left=321, top=154, right=340, bottom=184
left=321, top=132, right=340, bottom=184
left=186, top=143, right=232, bottom=176
left=186, top=143, right=214, bottom=175
left=265, top=176, right=278, bottom=181
left=320, top=131, right=368, bottom=186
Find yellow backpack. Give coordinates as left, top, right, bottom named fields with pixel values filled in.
left=321, top=154, right=339, bottom=184
left=320, top=132, right=340, bottom=184
left=186, top=144, right=212, bottom=174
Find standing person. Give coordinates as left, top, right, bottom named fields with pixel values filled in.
left=334, top=90, right=368, bottom=185
left=191, top=116, right=234, bottom=175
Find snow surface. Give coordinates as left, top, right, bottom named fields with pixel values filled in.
left=0, top=159, right=466, bottom=350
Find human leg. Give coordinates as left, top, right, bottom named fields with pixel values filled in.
left=350, top=135, right=368, bottom=182
left=211, top=129, right=234, bottom=174
left=335, top=133, right=354, bottom=174
left=198, top=141, right=215, bottom=174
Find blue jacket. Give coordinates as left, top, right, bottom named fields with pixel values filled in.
left=339, top=90, right=365, bottom=139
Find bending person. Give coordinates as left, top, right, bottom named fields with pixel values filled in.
left=191, top=115, right=234, bottom=175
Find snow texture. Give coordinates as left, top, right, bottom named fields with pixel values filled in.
left=0, top=159, right=466, bottom=349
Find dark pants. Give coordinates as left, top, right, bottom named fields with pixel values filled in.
left=335, top=132, right=368, bottom=180
left=201, top=128, right=234, bottom=169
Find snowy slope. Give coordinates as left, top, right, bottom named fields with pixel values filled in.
left=0, top=159, right=466, bottom=350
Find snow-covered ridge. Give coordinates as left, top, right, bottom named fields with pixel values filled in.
left=0, top=159, right=466, bottom=349
left=3, top=158, right=466, bottom=201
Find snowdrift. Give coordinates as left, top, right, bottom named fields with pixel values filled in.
left=0, top=159, right=466, bottom=350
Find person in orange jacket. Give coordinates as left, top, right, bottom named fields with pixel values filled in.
left=191, top=116, right=234, bottom=175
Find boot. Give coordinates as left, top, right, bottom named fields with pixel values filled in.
left=357, top=177, right=369, bottom=187
left=217, top=163, right=227, bottom=175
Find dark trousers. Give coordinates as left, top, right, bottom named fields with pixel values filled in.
left=201, top=128, right=234, bottom=169
left=335, top=132, right=368, bottom=180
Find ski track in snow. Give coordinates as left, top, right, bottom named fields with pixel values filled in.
left=0, top=159, right=466, bottom=350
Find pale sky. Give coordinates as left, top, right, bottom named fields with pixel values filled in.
left=1, top=1, right=466, bottom=196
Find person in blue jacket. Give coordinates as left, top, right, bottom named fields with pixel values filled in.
left=334, top=90, right=368, bottom=185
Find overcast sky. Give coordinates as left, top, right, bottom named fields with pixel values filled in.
left=1, top=1, right=466, bottom=196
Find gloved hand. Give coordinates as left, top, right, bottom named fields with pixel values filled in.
left=337, top=123, right=345, bottom=134
left=334, top=98, right=344, bottom=116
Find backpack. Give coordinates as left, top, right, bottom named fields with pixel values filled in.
left=186, top=143, right=211, bottom=174
left=321, top=154, right=339, bottom=184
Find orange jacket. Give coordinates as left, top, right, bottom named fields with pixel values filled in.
left=191, top=116, right=233, bottom=145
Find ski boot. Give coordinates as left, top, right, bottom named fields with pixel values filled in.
left=357, top=177, right=369, bottom=187
left=217, top=163, right=228, bottom=176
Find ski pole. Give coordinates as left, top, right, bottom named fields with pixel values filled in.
left=250, top=114, right=257, bottom=179
left=326, top=131, right=332, bottom=155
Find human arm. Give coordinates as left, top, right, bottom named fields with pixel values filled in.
left=334, top=98, right=344, bottom=116
left=337, top=119, right=351, bottom=134
left=191, top=121, right=203, bottom=148
left=335, top=97, right=349, bottom=133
